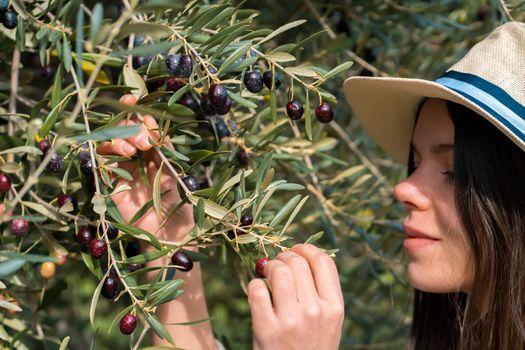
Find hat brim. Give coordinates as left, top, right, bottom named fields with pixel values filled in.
left=343, top=76, right=509, bottom=164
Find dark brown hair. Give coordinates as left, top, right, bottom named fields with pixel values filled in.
left=408, top=100, right=525, bottom=349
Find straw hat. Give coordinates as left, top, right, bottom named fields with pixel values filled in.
left=343, top=21, right=525, bottom=164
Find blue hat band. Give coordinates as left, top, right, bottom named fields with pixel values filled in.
left=436, top=70, right=525, bottom=143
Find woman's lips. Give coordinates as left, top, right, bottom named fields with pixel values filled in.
left=403, top=225, right=440, bottom=251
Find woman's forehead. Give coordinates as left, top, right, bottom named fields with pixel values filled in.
left=412, top=99, right=455, bottom=148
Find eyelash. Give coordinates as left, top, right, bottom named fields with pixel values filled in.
left=412, top=164, right=455, bottom=182
left=440, top=170, right=455, bottom=182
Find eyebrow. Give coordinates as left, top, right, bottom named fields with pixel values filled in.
left=410, top=142, right=454, bottom=155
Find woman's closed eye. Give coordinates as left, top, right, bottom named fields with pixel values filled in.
left=440, top=169, right=455, bottom=183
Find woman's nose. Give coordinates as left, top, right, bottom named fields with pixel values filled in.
left=393, top=174, right=431, bottom=211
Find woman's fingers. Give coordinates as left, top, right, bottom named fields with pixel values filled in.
left=97, top=93, right=161, bottom=156
left=276, top=251, right=319, bottom=305
left=126, top=117, right=157, bottom=151
left=249, top=247, right=343, bottom=350
left=97, top=137, right=137, bottom=156
left=119, top=94, right=161, bottom=150
left=291, top=244, right=343, bottom=304
left=264, top=260, right=298, bottom=317
left=120, top=94, right=137, bottom=106
left=248, top=279, right=275, bottom=327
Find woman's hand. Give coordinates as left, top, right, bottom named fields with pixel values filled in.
left=97, top=94, right=194, bottom=242
left=248, top=244, right=344, bottom=350
left=97, top=95, right=216, bottom=349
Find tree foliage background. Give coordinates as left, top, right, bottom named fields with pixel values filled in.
left=0, top=0, right=519, bottom=349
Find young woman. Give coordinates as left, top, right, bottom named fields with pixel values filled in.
left=344, top=21, right=525, bottom=349
left=100, top=21, right=525, bottom=349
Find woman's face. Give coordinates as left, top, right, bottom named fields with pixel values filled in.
left=394, top=98, right=474, bottom=293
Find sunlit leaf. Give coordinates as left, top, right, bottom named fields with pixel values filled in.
left=258, top=19, right=307, bottom=45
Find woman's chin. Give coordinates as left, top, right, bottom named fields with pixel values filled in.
left=406, top=263, right=469, bottom=293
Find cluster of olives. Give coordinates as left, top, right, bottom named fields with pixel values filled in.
left=131, top=47, right=335, bottom=130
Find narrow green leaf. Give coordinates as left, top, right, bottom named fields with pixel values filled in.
left=210, top=27, right=250, bottom=61
left=167, top=84, right=191, bottom=106
left=153, top=162, right=163, bottom=216
left=218, top=170, right=253, bottom=195
left=170, top=133, right=201, bottom=145
left=269, top=194, right=301, bottom=227
left=123, top=66, right=148, bottom=100
left=149, top=280, right=184, bottom=306
left=240, top=28, right=273, bottom=40
left=196, top=197, right=204, bottom=229
left=0, top=251, right=59, bottom=263
left=69, top=125, right=142, bottom=142
left=129, top=191, right=171, bottom=225
left=89, top=4, right=104, bottom=43
left=350, top=174, right=373, bottom=190
left=187, top=4, right=228, bottom=34
left=319, top=90, right=337, bottom=103
left=91, top=193, right=107, bottom=215
left=111, top=41, right=178, bottom=58
left=117, top=23, right=172, bottom=41
left=0, top=300, right=22, bottom=312
left=39, top=95, right=72, bottom=137
left=217, top=42, right=251, bottom=75
left=22, top=201, right=65, bottom=224
left=273, top=183, right=305, bottom=191
left=15, top=16, right=25, bottom=51
left=322, top=61, right=353, bottom=81
left=305, top=231, right=324, bottom=244
left=30, top=97, right=50, bottom=119
left=51, top=65, right=63, bottom=108
left=105, top=196, right=125, bottom=224
left=122, top=250, right=170, bottom=264
left=0, top=259, right=25, bottom=278
left=81, top=250, right=102, bottom=279
left=160, top=147, right=190, bottom=161
left=201, top=21, right=248, bottom=51
left=279, top=195, right=309, bottom=236
left=260, top=168, right=275, bottom=192
left=108, top=166, right=133, bottom=181
left=112, top=223, right=161, bottom=249
left=270, top=43, right=296, bottom=53
left=264, top=51, right=295, bottom=63
left=229, top=91, right=257, bottom=109
left=90, top=276, right=105, bottom=326
left=284, top=65, right=318, bottom=77
left=146, top=313, right=176, bottom=345
left=186, top=194, right=237, bottom=221
left=59, top=337, right=70, bottom=350
left=219, top=56, right=257, bottom=75
left=62, top=35, right=72, bottom=72
left=258, top=19, right=307, bottom=45
left=255, top=152, right=273, bottom=193
left=79, top=53, right=124, bottom=68
left=206, top=7, right=238, bottom=31
left=10, top=0, right=28, bottom=19
left=0, top=146, right=41, bottom=156
left=290, top=30, right=326, bottom=53
left=253, top=187, right=276, bottom=223
left=75, top=6, right=84, bottom=83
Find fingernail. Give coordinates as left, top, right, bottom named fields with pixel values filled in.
left=123, top=143, right=136, bottom=155
left=138, top=135, right=151, bottom=150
